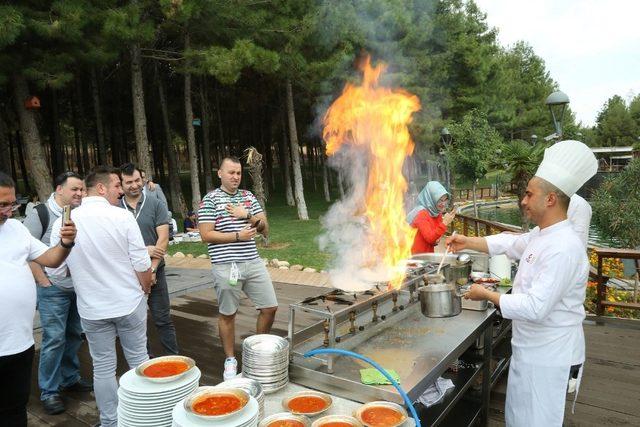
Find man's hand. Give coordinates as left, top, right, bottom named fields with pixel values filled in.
left=60, top=220, right=77, bottom=246
left=445, top=233, right=468, bottom=252
left=238, top=226, right=257, bottom=241
left=151, top=272, right=157, bottom=286
left=147, top=245, right=166, bottom=259
left=37, top=278, right=53, bottom=288
left=226, top=204, right=249, bottom=219
left=442, top=210, right=456, bottom=226
left=147, top=180, right=156, bottom=191
left=464, top=284, right=489, bottom=301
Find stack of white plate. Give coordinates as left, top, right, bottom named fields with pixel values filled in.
left=215, top=377, right=265, bottom=419
left=172, top=395, right=259, bottom=427
left=118, top=366, right=201, bottom=427
left=241, top=335, right=289, bottom=394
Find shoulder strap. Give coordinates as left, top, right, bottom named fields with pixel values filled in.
left=35, top=203, right=50, bottom=240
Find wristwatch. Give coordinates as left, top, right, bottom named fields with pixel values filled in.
left=151, top=267, right=157, bottom=273
left=60, top=240, right=75, bottom=249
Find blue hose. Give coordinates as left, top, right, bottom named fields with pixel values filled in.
left=303, top=348, right=421, bottom=427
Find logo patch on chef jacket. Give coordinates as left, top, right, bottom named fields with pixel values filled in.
left=525, top=253, right=535, bottom=263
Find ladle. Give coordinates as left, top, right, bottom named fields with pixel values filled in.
left=436, top=231, right=456, bottom=276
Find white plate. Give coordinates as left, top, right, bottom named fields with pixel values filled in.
left=172, top=396, right=258, bottom=427
left=119, top=382, right=198, bottom=401
left=119, top=366, right=201, bottom=395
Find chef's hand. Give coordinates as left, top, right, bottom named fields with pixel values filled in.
left=445, top=233, right=468, bottom=252
left=442, top=210, right=456, bottom=226
left=464, top=284, right=489, bottom=301
left=226, top=204, right=249, bottom=219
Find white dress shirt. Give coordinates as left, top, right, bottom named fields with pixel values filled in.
left=50, top=196, right=151, bottom=320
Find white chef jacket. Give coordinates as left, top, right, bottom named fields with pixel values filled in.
left=568, top=194, right=592, bottom=248
left=486, top=220, right=589, bottom=426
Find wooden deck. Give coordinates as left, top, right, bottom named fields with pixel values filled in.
left=26, top=279, right=640, bottom=426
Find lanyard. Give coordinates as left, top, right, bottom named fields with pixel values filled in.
left=122, top=193, right=146, bottom=220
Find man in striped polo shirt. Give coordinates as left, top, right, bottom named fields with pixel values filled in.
left=198, top=157, right=278, bottom=380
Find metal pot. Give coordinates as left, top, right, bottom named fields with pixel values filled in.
left=442, top=261, right=472, bottom=286
left=419, top=282, right=462, bottom=318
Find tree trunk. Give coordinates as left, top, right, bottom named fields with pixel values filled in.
left=74, top=78, right=91, bottom=172
left=12, top=75, right=51, bottom=200
left=70, top=81, right=85, bottom=173
left=184, top=33, right=201, bottom=210
left=321, top=149, right=331, bottom=202
left=279, top=108, right=294, bottom=206
left=90, top=66, right=107, bottom=165
left=0, top=114, right=11, bottom=174
left=15, top=131, right=33, bottom=195
left=155, top=62, right=187, bottom=216
left=472, top=180, right=479, bottom=218
left=285, top=80, right=309, bottom=220
left=214, top=86, right=225, bottom=162
left=130, top=43, right=153, bottom=173
left=199, top=78, right=213, bottom=191
left=9, top=131, right=18, bottom=182
left=48, top=88, right=65, bottom=177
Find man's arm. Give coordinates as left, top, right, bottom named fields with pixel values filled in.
left=29, top=262, right=51, bottom=287
left=151, top=224, right=169, bottom=276
left=252, top=212, right=268, bottom=237
left=125, top=216, right=153, bottom=293
left=199, top=222, right=256, bottom=244
left=446, top=234, right=489, bottom=253
left=33, top=220, right=76, bottom=267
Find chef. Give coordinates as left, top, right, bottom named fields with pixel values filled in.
left=446, top=140, right=598, bottom=426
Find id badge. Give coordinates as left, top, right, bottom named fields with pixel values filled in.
left=229, top=262, right=239, bottom=286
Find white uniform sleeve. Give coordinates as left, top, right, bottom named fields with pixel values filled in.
left=485, top=231, right=531, bottom=260
left=499, top=249, right=577, bottom=322
left=126, top=215, right=152, bottom=272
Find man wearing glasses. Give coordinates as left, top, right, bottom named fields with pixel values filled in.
left=23, top=171, right=93, bottom=415
left=0, top=171, right=77, bottom=426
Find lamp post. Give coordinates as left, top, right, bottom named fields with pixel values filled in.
left=545, top=90, right=570, bottom=141
left=530, top=134, right=538, bottom=146
left=440, top=127, right=452, bottom=190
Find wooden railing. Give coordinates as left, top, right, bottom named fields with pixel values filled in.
left=452, top=213, right=640, bottom=317
left=594, top=248, right=640, bottom=316
left=451, top=183, right=518, bottom=202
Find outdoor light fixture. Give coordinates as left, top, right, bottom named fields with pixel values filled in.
left=545, top=90, right=570, bottom=141
left=531, top=134, right=538, bottom=145
left=440, top=127, right=451, bottom=146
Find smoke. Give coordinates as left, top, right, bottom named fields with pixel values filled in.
left=318, top=146, right=400, bottom=291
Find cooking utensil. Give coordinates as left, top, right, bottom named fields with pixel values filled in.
left=436, top=231, right=456, bottom=276
left=419, top=282, right=463, bottom=317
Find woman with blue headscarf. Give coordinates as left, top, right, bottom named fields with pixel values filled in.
left=407, top=181, right=456, bottom=254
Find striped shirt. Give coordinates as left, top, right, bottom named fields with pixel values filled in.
left=198, top=188, right=263, bottom=264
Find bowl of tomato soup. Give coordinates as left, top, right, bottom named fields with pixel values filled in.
left=282, top=391, right=333, bottom=417
left=135, top=355, right=195, bottom=383
left=184, top=387, right=249, bottom=420
left=311, top=415, right=363, bottom=427
left=354, top=401, right=407, bottom=427
left=258, top=412, right=311, bottom=427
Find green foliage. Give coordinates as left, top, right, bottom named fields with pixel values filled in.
left=0, top=6, right=24, bottom=49
left=447, top=109, right=503, bottom=182
left=591, top=158, right=640, bottom=248
left=595, top=95, right=639, bottom=146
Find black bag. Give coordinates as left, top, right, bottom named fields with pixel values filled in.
left=34, top=203, right=50, bottom=240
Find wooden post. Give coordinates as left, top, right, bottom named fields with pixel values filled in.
left=596, top=254, right=605, bottom=317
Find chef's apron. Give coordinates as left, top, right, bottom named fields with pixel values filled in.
left=504, top=323, right=582, bottom=427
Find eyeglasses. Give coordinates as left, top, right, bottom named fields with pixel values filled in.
left=0, top=202, right=20, bottom=213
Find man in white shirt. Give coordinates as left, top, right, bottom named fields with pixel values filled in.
left=568, top=193, right=592, bottom=248
left=50, top=166, right=152, bottom=427
left=0, top=171, right=77, bottom=426
left=447, top=140, right=598, bottom=426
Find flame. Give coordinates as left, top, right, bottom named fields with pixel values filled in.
left=322, top=56, right=420, bottom=289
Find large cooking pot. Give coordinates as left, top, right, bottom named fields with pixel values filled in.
left=419, top=282, right=462, bottom=318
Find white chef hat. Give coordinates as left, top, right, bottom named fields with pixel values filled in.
left=534, top=140, right=598, bottom=196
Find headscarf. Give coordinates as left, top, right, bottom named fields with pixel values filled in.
left=406, top=181, right=450, bottom=224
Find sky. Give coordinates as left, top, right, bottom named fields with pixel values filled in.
left=475, top=0, right=640, bottom=127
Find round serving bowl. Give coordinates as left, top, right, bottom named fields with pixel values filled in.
left=311, top=415, right=363, bottom=427
left=259, top=412, right=311, bottom=427
left=134, top=355, right=195, bottom=383
left=354, top=401, right=408, bottom=427
left=282, top=390, right=333, bottom=417
left=183, top=386, right=250, bottom=421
